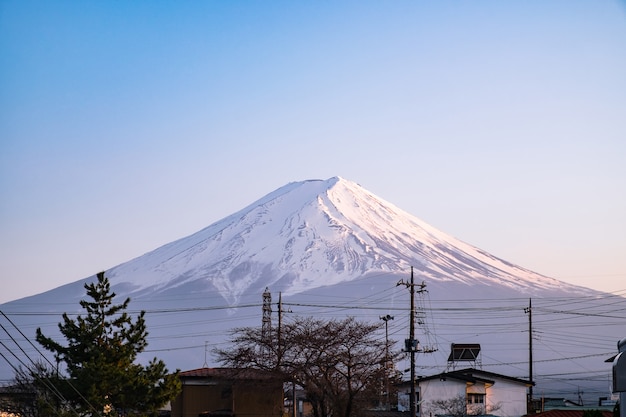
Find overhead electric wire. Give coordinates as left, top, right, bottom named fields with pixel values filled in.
left=0, top=341, right=73, bottom=416
left=0, top=320, right=81, bottom=416
left=0, top=310, right=105, bottom=416
left=3, top=289, right=623, bottom=403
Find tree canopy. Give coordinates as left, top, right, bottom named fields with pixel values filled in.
left=33, top=272, right=181, bottom=417
left=215, top=315, right=393, bottom=417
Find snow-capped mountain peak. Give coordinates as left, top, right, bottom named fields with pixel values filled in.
left=104, top=177, right=578, bottom=304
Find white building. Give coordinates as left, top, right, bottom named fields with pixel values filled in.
left=399, top=368, right=533, bottom=417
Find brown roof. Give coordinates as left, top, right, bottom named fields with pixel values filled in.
left=179, top=367, right=284, bottom=381
left=529, top=410, right=613, bottom=417
left=363, top=410, right=409, bottom=417
left=363, top=411, right=407, bottom=417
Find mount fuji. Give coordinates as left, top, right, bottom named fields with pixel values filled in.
left=85, top=176, right=588, bottom=301
left=1, top=177, right=624, bottom=403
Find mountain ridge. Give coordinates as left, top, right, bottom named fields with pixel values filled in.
left=100, top=176, right=587, bottom=305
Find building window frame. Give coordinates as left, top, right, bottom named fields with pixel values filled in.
left=467, top=393, right=485, bottom=404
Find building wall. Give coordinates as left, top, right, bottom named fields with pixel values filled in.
left=171, top=380, right=284, bottom=417
left=485, top=379, right=528, bottom=417
left=418, top=378, right=467, bottom=417
left=415, top=377, right=528, bottom=417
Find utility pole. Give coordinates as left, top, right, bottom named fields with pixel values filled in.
left=380, top=314, right=394, bottom=410
left=278, top=292, right=282, bottom=364
left=397, top=266, right=427, bottom=417
left=277, top=293, right=296, bottom=417
left=524, top=298, right=533, bottom=409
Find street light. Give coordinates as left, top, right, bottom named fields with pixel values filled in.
left=380, top=314, right=394, bottom=410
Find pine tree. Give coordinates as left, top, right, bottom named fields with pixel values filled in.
left=35, top=272, right=181, bottom=416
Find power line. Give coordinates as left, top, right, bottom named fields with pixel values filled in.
left=0, top=310, right=104, bottom=416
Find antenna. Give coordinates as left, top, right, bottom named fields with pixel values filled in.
left=203, top=341, right=208, bottom=368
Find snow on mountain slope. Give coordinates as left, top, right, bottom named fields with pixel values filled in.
left=104, top=176, right=585, bottom=304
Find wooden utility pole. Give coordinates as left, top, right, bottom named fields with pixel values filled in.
left=525, top=299, right=534, bottom=407
left=397, top=266, right=427, bottom=417
left=277, top=293, right=296, bottom=417
left=278, top=292, right=282, bottom=362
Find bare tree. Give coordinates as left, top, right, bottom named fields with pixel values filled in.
left=8, top=361, right=75, bottom=417
left=215, top=316, right=393, bottom=417
left=430, top=394, right=502, bottom=417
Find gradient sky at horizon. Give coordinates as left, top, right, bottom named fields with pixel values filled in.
left=1, top=1, right=625, bottom=303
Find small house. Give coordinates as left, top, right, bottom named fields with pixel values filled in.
left=170, top=367, right=284, bottom=417
left=399, top=368, right=533, bottom=417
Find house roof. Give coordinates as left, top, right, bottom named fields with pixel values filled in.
left=416, top=368, right=534, bottom=387
left=363, top=411, right=408, bottom=417
left=179, top=367, right=284, bottom=381
left=541, top=398, right=584, bottom=408
left=528, top=410, right=613, bottom=417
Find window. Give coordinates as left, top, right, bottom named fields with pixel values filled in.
left=416, top=391, right=420, bottom=414
left=467, top=393, right=485, bottom=404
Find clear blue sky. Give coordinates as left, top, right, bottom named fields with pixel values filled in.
left=1, top=1, right=625, bottom=303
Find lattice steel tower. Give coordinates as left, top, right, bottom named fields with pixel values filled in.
left=262, top=287, right=272, bottom=341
